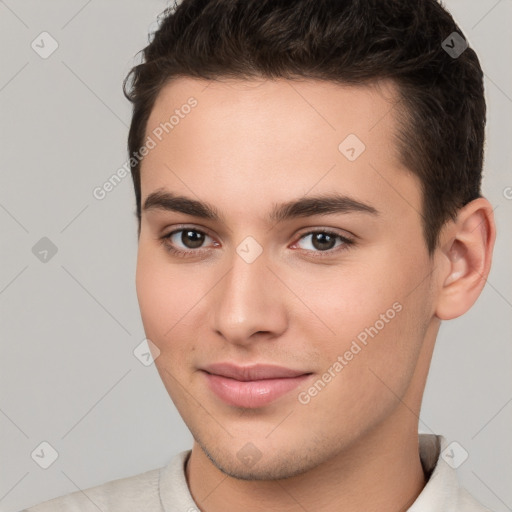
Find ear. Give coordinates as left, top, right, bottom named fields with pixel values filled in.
left=435, top=197, right=496, bottom=320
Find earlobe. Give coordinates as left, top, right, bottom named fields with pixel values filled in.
left=435, top=198, right=496, bottom=321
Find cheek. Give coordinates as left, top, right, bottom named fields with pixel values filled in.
left=306, top=250, right=429, bottom=386
left=135, top=244, right=213, bottom=351
left=293, top=259, right=403, bottom=345
left=136, top=250, right=167, bottom=339
left=297, top=297, right=427, bottom=435
left=136, top=246, right=183, bottom=340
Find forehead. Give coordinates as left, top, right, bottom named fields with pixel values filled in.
left=141, top=76, right=420, bottom=224
left=145, top=76, right=402, bottom=153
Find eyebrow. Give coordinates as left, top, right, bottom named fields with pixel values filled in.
left=142, top=189, right=379, bottom=224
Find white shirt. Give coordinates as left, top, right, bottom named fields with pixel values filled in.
left=23, top=434, right=491, bottom=511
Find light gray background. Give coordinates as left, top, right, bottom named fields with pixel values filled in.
left=0, top=1, right=510, bottom=511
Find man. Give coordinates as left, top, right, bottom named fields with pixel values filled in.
left=25, top=0, right=496, bottom=510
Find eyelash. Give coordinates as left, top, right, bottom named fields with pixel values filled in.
left=159, top=225, right=355, bottom=259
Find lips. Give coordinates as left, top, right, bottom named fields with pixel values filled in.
left=200, top=362, right=313, bottom=408
left=202, top=362, right=309, bottom=381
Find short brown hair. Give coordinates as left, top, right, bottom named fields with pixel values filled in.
left=123, top=0, right=486, bottom=255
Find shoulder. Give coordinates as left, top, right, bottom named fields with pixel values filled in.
left=22, top=466, right=162, bottom=512
left=457, top=486, right=494, bottom=512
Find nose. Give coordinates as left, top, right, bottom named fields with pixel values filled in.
left=211, top=245, right=288, bottom=346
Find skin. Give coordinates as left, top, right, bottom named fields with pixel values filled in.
left=135, top=77, right=495, bottom=512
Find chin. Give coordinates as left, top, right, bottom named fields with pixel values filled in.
left=196, top=435, right=331, bottom=481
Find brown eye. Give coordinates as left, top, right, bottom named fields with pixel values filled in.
left=161, top=227, right=215, bottom=257
left=311, top=232, right=337, bottom=251
left=296, top=230, right=352, bottom=254
left=179, top=229, right=206, bottom=249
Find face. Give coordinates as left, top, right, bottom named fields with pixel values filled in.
left=136, top=77, right=438, bottom=479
